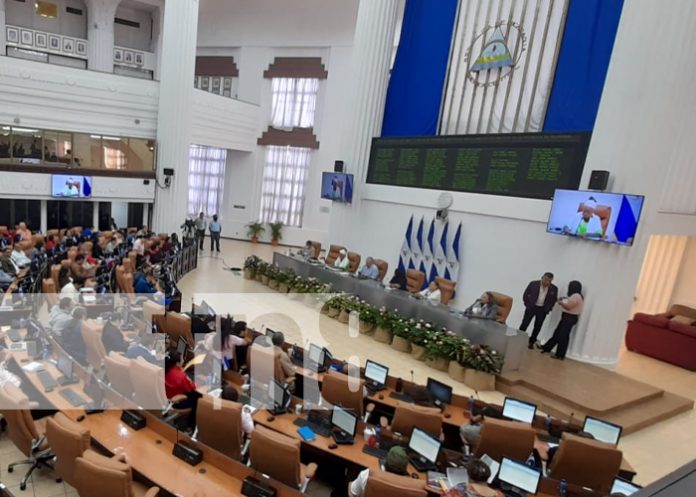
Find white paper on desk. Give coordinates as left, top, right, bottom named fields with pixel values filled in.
left=548, top=443, right=559, bottom=449
left=22, top=362, right=45, bottom=373
left=446, top=467, right=469, bottom=487
left=480, top=454, right=500, bottom=484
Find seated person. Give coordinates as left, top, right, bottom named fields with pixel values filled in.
left=48, top=297, right=74, bottom=338
left=164, top=350, right=201, bottom=429
left=388, top=268, right=407, bottom=290
left=10, top=244, right=31, bottom=269
left=134, top=271, right=159, bottom=294
left=31, top=241, right=45, bottom=260
left=349, top=446, right=410, bottom=497
left=105, top=236, right=118, bottom=255
left=459, top=406, right=503, bottom=450
left=460, top=459, right=504, bottom=497
left=61, top=306, right=88, bottom=366
left=101, top=312, right=130, bottom=355
left=299, top=240, right=318, bottom=259
left=125, top=333, right=160, bottom=365
left=0, top=246, right=18, bottom=277
left=358, top=257, right=380, bottom=280
left=132, top=235, right=145, bottom=256
left=333, top=249, right=350, bottom=270
left=464, top=292, right=498, bottom=320
left=271, top=331, right=295, bottom=382
left=45, top=234, right=56, bottom=251
left=59, top=267, right=80, bottom=304
left=148, top=242, right=162, bottom=264
left=220, top=385, right=255, bottom=435
left=419, top=280, right=442, bottom=303
left=70, top=254, right=96, bottom=284
left=547, top=431, right=595, bottom=465
left=204, top=320, right=247, bottom=363
left=564, top=197, right=603, bottom=239
left=15, top=222, right=31, bottom=241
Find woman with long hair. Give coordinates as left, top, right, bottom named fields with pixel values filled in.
left=541, top=280, right=584, bottom=360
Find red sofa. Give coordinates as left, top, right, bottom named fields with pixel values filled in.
left=625, top=304, right=696, bottom=371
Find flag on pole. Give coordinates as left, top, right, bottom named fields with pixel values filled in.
left=424, top=219, right=436, bottom=284
left=398, top=215, right=414, bottom=273
left=446, top=222, right=462, bottom=280
left=411, top=217, right=424, bottom=274
left=433, top=221, right=448, bottom=281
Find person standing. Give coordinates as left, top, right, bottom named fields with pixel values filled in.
left=208, top=214, right=222, bottom=253
left=520, top=272, right=559, bottom=349
left=194, top=212, right=207, bottom=251
left=541, top=281, right=584, bottom=360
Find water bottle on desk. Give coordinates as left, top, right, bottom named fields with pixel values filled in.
left=559, top=478, right=567, bottom=497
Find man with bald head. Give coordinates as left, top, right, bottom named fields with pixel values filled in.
left=565, top=197, right=604, bottom=239
left=358, top=257, right=380, bottom=280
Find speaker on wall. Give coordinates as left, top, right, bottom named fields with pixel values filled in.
left=334, top=160, right=344, bottom=173
left=588, top=170, right=609, bottom=191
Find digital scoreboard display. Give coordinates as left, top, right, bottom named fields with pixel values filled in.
left=366, top=133, right=591, bottom=200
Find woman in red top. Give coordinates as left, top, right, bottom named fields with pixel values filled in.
left=45, top=234, right=56, bottom=251
left=164, top=350, right=201, bottom=430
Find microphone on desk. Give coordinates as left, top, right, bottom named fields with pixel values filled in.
left=474, top=389, right=480, bottom=400
left=410, top=370, right=414, bottom=384
left=567, top=412, right=575, bottom=429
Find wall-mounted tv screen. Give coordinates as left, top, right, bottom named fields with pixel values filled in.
left=51, top=175, right=92, bottom=199
left=546, top=189, right=645, bottom=246
left=321, top=172, right=354, bottom=203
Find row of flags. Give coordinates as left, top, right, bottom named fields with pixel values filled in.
left=398, top=216, right=461, bottom=289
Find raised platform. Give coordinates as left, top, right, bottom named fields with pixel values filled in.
left=497, top=349, right=694, bottom=434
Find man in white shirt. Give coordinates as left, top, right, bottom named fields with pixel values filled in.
left=419, top=280, right=442, bottom=304
left=48, top=297, right=74, bottom=337
left=221, top=385, right=255, bottom=435
left=564, top=197, right=604, bottom=239
left=132, top=235, right=145, bottom=256
left=333, top=249, right=350, bottom=270
left=349, top=446, right=410, bottom=497
left=358, top=257, right=380, bottom=280
left=10, top=245, right=31, bottom=269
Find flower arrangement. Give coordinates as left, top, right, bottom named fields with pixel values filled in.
left=275, top=268, right=295, bottom=285
left=459, top=344, right=504, bottom=374
left=355, top=300, right=380, bottom=325
left=409, top=320, right=434, bottom=347
left=243, top=255, right=261, bottom=272
left=265, top=264, right=280, bottom=281
left=425, top=328, right=470, bottom=361
left=256, top=260, right=269, bottom=276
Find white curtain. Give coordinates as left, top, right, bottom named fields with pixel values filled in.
left=260, top=146, right=311, bottom=227
left=271, top=78, right=320, bottom=128
left=188, top=145, right=227, bottom=216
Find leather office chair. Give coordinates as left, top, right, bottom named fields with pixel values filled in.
left=128, top=227, right=138, bottom=234
left=406, top=270, right=426, bottom=294
left=42, top=278, right=58, bottom=309
left=473, top=418, right=535, bottom=462
left=363, top=471, right=427, bottom=497
left=51, top=264, right=62, bottom=290
left=105, top=352, right=135, bottom=401
left=81, top=319, right=107, bottom=372
left=129, top=357, right=169, bottom=410
left=17, top=240, right=33, bottom=256
left=115, top=265, right=126, bottom=292
left=31, top=234, right=45, bottom=246
left=247, top=339, right=289, bottom=395
left=142, top=300, right=164, bottom=326
left=45, top=413, right=90, bottom=487
left=196, top=396, right=247, bottom=461
left=325, top=244, right=345, bottom=267
left=74, top=450, right=159, bottom=497
left=435, top=277, right=456, bottom=305
left=0, top=383, right=54, bottom=490
left=389, top=403, right=442, bottom=439
left=321, top=371, right=367, bottom=418
left=577, top=203, right=612, bottom=238
left=248, top=425, right=317, bottom=492
left=548, top=433, right=623, bottom=493
left=347, top=252, right=361, bottom=273
left=128, top=251, right=137, bottom=271
left=310, top=241, right=322, bottom=258
left=374, top=259, right=389, bottom=282
left=122, top=258, right=134, bottom=274
left=489, top=292, right=513, bottom=324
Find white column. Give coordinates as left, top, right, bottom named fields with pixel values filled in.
left=0, top=0, right=7, bottom=57
left=92, top=202, right=99, bottom=230
left=40, top=200, right=47, bottom=233
left=151, top=0, right=199, bottom=235
left=329, top=0, right=400, bottom=246
left=143, top=203, right=149, bottom=229
left=85, top=0, right=119, bottom=73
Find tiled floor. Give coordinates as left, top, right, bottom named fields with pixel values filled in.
left=1, top=238, right=693, bottom=494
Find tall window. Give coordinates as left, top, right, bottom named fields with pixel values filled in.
left=260, top=146, right=311, bottom=227
left=271, top=78, right=319, bottom=128
left=188, top=145, right=226, bottom=216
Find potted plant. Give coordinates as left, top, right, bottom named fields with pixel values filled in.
left=268, top=221, right=284, bottom=246
left=424, top=329, right=467, bottom=372
left=257, top=261, right=269, bottom=285
left=356, top=301, right=379, bottom=334
left=246, top=221, right=265, bottom=243
left=409, top=321, right=434, bottom=361
left=243, top=255, right=260, bottom=280
left=266, top=264, right=280, bottom=289
left=276, top=268, right=294, bottom=293
left=373, top=307, right=396, bottom=344
left=461, top=344, right=503, bottom=391
left=390, top=318, right=413, bottom=353
left=325, top=295, right=344, bottom=319
left=338, top=295, right=358, bottom=324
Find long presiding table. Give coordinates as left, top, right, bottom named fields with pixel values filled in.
left=273, top=253, right=526, bottom=372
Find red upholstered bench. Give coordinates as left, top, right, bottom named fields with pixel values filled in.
left=625, top=309, right=696, bottom=371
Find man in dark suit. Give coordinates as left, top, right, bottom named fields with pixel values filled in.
left=520, top=272, right=558, bottom=349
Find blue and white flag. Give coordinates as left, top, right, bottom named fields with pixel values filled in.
left=424, top=219, right=437, bottom=284
left=433, top=221, right=448, bottom=281
left=398, top=215, right=414, bottom=272
left=411, top=217, right=425, bottom=274
left=446, top=222, right=462, bottom=280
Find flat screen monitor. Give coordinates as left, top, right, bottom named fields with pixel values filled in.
left=308, top=343, right=324, bottom=365
left=408, top=427, right=441, bottom=464
left=502, top=397, right=537, bottom=424
left=546, top=189, right=645, bottom=246
left=269, top=379, right=288, bottom=407
left=427, top=377, right=453, bottom=405
left=583, top=416, right=623, bottom=446
left=83, top=377, right=105, bottom=406
left=57, top=351, right=73, bottom=379
left=176, top=337, right=187, bottom=356
left=51, top=174, right=92, bottom=199
left=265, top=328, right=277, bottom=339
left=321, top=172, right=354, bottom=204
left=498, top=457, right=541, bottom=495
left=331, top=406, right=358, bottom=437
left=364, top=360, right=388, bottom=386
left=610, top=478, right=641, bottom=495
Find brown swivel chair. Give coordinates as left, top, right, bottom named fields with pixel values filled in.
left=122, top=258, right=134, bottom=274
left=389, top=403, right=442, bottom=439
left=51, top=264, right=62, bottom=290
left=489, top=292, right=513, bottom=324
left=81, top=319, right=106, bottom=372
left=128, top=251, right=137, bottom=270
left=325, top=244, right=345, bottom=267
left=374, top=259, right=389, bottom=282
left=406, top=270, right=426, bottom=294
left=45, top=413, right=90, bottom=487
left=74, top=450, right=159, bottom=497
left=473, top=418, right=536, bottom=462
left=321, top=371, right=366, bottom=418
left=129, top=357, right=167, bottom=410
left=196, top=396, right=247, bottom=461
left=548, top=433, right=623, bottom=493
left=577, top=203, right=612, bottom=238
left=142, top=300, right=164, bottom=326
left=104, top=352, right=135, bottom=402
left=246, top=338, right=289, bottom=392
left=248, top=425, right=317, bottom=492
left=310, top=241, right=322, bottom=258
left=347, top=252, right=362, bottom=273
left=435, top=277, right=456, bottom=305
left=42, top=278, right=58, bottom=309
left=0, top=383, right=54, bottom=491
left=363, top=471, right=427, bottom=497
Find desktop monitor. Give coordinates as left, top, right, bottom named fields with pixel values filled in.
left=610, top=477, right=641, bottom=495
left=408, top=427, right=441, bottom=464
left=308, top=343, right=324, bottom=365
left=427, top=377, right=453, bottom=405
left=57, top=351, right=73, bottom=379
left=583, top=416, right=623, bottom=446
left=176, top=337, right=187, bottom=356
left=498, top=457, right=541, bottom=495
left=321, top=172, right=354, bottom=203
left=265, top=328, right=277, bottom=339
left=269, top=379, right=289, bottom=408
left=502, top=397, right=537, bottom=424
left=331, top=406, right=358, bottom=438
left=83, top=377, right=105, bottom=407
left=364, top=360, right=388, bottom=386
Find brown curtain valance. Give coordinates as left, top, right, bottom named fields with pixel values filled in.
left=263, top=57, right=328, bottom=79
left=257, top=127, right=320, bottom=149
left=195, top=56, right=239, bottom=77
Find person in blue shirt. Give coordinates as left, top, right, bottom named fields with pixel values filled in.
left=209, top=214, right=222, bottom=253
left=134, top=271, right=158, bottom=294
left=358, top=257, right=380, bottom=280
